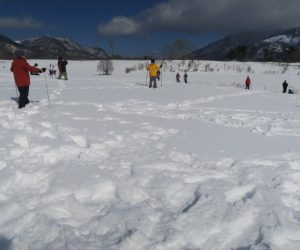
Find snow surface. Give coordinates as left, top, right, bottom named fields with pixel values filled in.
left=1, top=59, right=300, bottom=249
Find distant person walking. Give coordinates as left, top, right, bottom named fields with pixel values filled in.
left=146, top=59, right=160, bottom=88
left=57, top=56, right=68, bottom=80
left=49, top=64, right=56, bottom=78
left=282, top=80, right=288, bottom=93
left=184, top=71, right=188, bottom=83
left=245, top=76, right=251, bottom=90
left=11, top=50, right=45, bottom=108
left=176, top=73, right=181, bottom=83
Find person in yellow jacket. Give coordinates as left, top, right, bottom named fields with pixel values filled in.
left=146, top=59, right=161, bottom=88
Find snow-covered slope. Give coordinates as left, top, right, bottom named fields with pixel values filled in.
left=190, top=30, right=281, bottom=60
left=1, top=60, right=300, bottom=249
left=0, top=33, right=26, bottom=58
left=251, top=28, right=300, bottom=61
left=191, top=27, right=300, bottom=61
left=20, top=35, right=109, bottom=59
left=263, top=34, right=300, bottom=45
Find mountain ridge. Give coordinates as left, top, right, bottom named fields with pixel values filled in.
left=0, top=34, right=109, bottom=60
left=2, top=28, right=300, bottom=61
left=190, top=27, right=300, bottom=61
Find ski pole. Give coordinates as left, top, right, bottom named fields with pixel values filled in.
left=43, top=72, right=51, bottom=107
left=145, top=70, right=148, bottom=86
left=160, top=63, right=164, bottom=88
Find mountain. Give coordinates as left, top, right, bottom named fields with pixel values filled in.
left=189, top=28, right=300, bottom=61
left=190, top=30, right=283, bottom=61
left=0, top=33, right=27, bottom=59
left=0, top=34, right=109, bottom=60
left=20, top=35, right=109, bottom=60
left=246, top=27, right=300, bottom=61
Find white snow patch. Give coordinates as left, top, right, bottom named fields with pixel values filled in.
left=0, top=60, right=300, bottom=249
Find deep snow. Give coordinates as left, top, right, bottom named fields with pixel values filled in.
left=0, top=59, right=300, bottom=250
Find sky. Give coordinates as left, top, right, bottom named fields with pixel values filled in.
left=1, top=0, right=300, bottom=56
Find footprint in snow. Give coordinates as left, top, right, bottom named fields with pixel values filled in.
left=68, top=135, right=90, bottom=148
left=13, top=134, right=30, bottom=148
left=225, top=184, right=257, bottom=204
left=38, top=122, right=53, bottom=129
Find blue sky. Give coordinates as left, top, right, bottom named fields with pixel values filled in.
left=1, top=0, right=300, bottom=56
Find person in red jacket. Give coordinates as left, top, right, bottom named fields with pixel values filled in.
left=11, top=50, right=45, bottom=108
left=245, top=76, right=251, bottom=90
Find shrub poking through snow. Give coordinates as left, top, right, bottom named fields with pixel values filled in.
left=97, top=60, right=114, bottom=75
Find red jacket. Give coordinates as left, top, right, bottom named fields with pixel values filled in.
left=11, top=58, right=40, bottom=87
left=245, top=77, right=251, bottom=85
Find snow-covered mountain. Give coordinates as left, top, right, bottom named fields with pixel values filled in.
left=0, top=33, right=109, bottom=59
left=190, top=30, right=279, bottom=60
left=190, top=27, right=300, bottom=61
left=20, top=35, right=109, bottom=60
left=0, top=33, right=27, bottom=58
left=248, top=27, right=300, bottom=61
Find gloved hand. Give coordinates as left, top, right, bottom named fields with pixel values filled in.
left=42, top=67, right=46, bottom=72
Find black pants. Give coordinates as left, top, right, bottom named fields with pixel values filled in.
left=18, top=86, right=29, bottom=108
left=283, top=86, right=287, bottom=93
left=245, top=85, right=250, bottom=90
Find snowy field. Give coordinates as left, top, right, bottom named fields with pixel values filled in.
left=1, top=59, right=300, bottom=250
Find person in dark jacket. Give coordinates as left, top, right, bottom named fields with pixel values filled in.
left=11, top=50, right=45, bottom=108
left=176, top=73, right=180, bottom=83
left=282, top=80, right=288, bottom=93
left=57, top=56, right=68, bottom=80
left=184, top=71, right=188, bottom=83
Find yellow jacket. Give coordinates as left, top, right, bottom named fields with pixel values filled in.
left=147, top=63, right=160, bottom=77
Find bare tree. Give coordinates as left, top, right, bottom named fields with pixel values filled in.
left=163, top=39, right=195, bottom=60
left=97, top=60, right=114, bottom=75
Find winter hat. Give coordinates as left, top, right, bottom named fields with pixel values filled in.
left=15, top=50, right=25, bottom=58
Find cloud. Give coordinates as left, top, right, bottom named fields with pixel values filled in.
left=0, top=16, right=42, bottom=29
left=98, top=0, right=300, bottom=37
left=98, top=16, right=140, bottom=37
